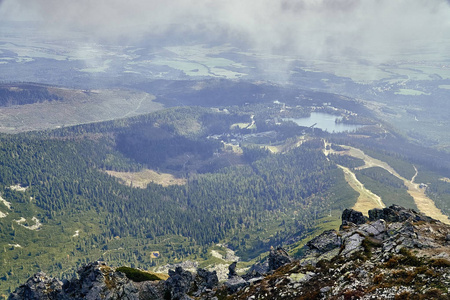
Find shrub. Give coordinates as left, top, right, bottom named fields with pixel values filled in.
left=430, top=258, right=450, bottom=268
left=373, top=273, right=384, bottom=284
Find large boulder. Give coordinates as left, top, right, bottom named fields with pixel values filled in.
left=299, top=230, right=343, bottom=265
left=268, top=247, right=293, bottom=271
left=9, top=261, right=139, bottom=300
left=224, top=276, right=247, bottom=294
left=242, top=260, right=269, bottom=280
left=9, top=272, right=64, bottom=300
left=63, top=261, right=138, bottom=300
left=342, top=208, right=367, bottom=225
left=164, top=267, right=194, bottom=300
left=227, top=262, right=238, bottom=279
left=193, top=268, right=218, bottom=296
left=369, top=205, right=434, bottom=223
left=306, top=230, right=342, bottom=254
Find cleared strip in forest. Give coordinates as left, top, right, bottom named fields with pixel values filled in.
left=337, top=165, right=385, bottom=216
left=328, top=144, right=450, bottom=224
left=106, top=169, right=186, bottom=188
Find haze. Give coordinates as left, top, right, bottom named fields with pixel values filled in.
left=1, top=0, right=450, bottom=62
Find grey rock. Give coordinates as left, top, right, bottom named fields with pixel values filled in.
left=228, top=262, right=238, bottom=279
left=65, top=261, right=139, bottom=300
left=306, top=230, right=342, bottom=253
left=243, top=261, right=269, bottom=280
left=9, top=272, right=64, bottom=300
left=341, top=233, right=365, bottom=256
left=342, top=208, right=367, bottom=225
left=369, top=205, right=434, bottom=223
left=247, top=277, right=264, bottom=285
left=165, top=266, right=194, bottom=300
left=193, top=268, right=218, bottom=296
left=268, top=247, right=293, bottom=271
left=10, top=261, right=140, bottom=300
left=135, top=281, right=164, bottom=300
left=383, top=240, right=397, bottom=253
left=224, top=276, right=247, bottom=294
left=358, top=219, right=387, bottom=237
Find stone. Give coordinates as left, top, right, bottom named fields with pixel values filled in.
left=369, top=205, right=434, bottom=223
left=242, top=261, right=269, bottom=280
left=9, top=272, right=64, bottom=300
left=65, top=261, right=139, bottom=300
left=358, top=219, right=387, bottom=237
left=247, top=277, right=264, bottom=285
left=193, top=268, right=218, bottom=296
left=10, top=261, right=141, bottom=300
left=268, top=247, right=293, bottom=271
left=224, top=276, right=247, bottom=294
left=135, top=281, right=163, bottom=300
left=228, top=262, right=238, bottom=279
left=306, top=230, right=342, bottom=253
left=342, top=209, right=367, bottom=225
left=165, top=267, right=194, bottom=300
left=341, top=233, right=365, bottom=256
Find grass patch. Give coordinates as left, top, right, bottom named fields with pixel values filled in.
left=116, top=266, right=168, bottom=282
left=394, top=89, right=430, bottom=96
left=354, top=168, right=417, bottom=210
left=105, top=169, right=186, bottom=188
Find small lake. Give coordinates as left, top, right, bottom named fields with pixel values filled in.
left=284, top=112, right=363, bottom=133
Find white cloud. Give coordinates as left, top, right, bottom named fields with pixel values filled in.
left=1, top=0, right=450, bottom=61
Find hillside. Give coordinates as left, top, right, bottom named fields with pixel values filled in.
left=1, top=89, right=449, bottom=297
left=9, top=205, right=450, bottom=299
left=0, top=83, right=162, bottom=133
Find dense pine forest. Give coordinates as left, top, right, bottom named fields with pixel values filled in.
left=0, top=107, right=353, bottom=294
left=0, top=83, right=62, bottom=106
left=0, top=104, right=449, bottom=296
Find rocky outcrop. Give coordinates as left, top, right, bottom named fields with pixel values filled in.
left=192, top=268, right=218, bottom=297
left=66, top=261, right=139, bottom=300
left=10, top=206, right=450, bottom=300
left=368, top=204, right=433, bottom=223
left=164, top=267, right=194, bottom=300
left=227, top=261, right=238, bottom=279
left=241, top=261, right=268, bottom=280
left=9, top=272, right=63, bottom=300
left=341, top=208, right=367, bottom=225
left=230, top=206, right=450, bottom=299
left=305, top=229, right=342, bottom=255
left=9, top=261, right=139, bottom=300
left=268, top=247, right=293, bottom=271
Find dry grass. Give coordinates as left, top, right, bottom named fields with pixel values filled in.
left=327, top=144, right=450, bottom=224
left=338, top=165, right=385, bottom=216
left=106, top=169, right=186, bottom=188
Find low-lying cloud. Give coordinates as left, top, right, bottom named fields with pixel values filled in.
left=1, top=0, right=450, bottom=61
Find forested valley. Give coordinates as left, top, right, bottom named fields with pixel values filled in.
left=0, top=103, right=449, bottom=296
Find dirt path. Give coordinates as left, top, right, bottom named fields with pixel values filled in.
left=411, top=165, right=418, bottom=183
left=122, top=94, right=148, bottom=118
left=326, top=144, right=450, bottom=224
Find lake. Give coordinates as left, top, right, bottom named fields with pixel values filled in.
left=284, top=112, right=363, bottom=133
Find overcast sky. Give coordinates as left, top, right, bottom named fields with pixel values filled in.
left=1, top=0, right=450, bottom=61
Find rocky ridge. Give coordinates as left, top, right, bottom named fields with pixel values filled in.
left=9, top=205, right=450, bottom=299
